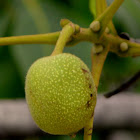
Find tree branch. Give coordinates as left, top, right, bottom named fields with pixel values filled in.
left=90, top=0, right=124, bottom=37
left=0, top=93, right=140, bottom=138
left=104, top=34, right=140, bottom=57
left=0, top=28, right=100, bottom=47
left=0, top=26, right=139, bottom=57
left=84, top=1, right=110, bottom=139
left=0, top=32, right=60, bottom=46
left=84, top=43, right=110, bottom=140
left=96, top=0, right=107, bottom=17
left=104, top=70, right=140, bottom=98
left=51, top=23, right=75, bottom=55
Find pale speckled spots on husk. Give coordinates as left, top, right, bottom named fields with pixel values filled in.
left=25, top=53, right=97, bottom=135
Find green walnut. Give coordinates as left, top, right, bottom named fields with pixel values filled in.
left=25, top=53, right=97, bottom=135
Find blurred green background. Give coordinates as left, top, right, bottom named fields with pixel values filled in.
left=0, top=0, right=140, bottom=139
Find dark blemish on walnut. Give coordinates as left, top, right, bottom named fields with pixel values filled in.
left=29, top=89, right=33, bottom=95
left=70, top=133, right=76, bottom=138
left=86, top=100, right=91, bottom=108
left=89, top=84, right=91, bottom=89
left=95, top=86, right=97, bottom=90
left=81, top=68, right=88, bottom=73
left=86, top=77, right=90, bottom=81
left=91, top=112, right=94, bottom=118
left=89, top=128, right=93, bottom=131
left=88, top=133, right=92, bottom=135
left=96, top=52, right=101, bottom=56
left=86, top=93, right=94, bottom=108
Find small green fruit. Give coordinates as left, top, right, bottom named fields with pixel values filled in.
left=25, top=53, right=97, bottom=135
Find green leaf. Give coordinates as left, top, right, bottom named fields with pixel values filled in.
left=89, top=0, right=96, bottom=18
left=0, top=47, right=24, bottom=98
left=113, top=0, right=140, bottom=37
left=9, top=0, right=52, bottom=84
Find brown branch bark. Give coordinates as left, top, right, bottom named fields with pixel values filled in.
left=0, top=93, right=140, bottom=138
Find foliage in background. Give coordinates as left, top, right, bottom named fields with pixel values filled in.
left=0, top=0, right=140, bottom=139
